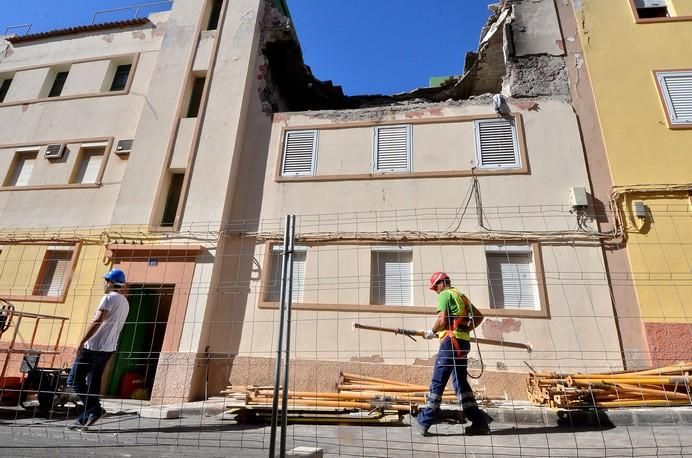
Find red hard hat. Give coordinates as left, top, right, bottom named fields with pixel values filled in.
left=429, top=272, right=449, bottom=290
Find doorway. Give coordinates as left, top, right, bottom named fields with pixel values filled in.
left=106, top=284, right=173, bottom=399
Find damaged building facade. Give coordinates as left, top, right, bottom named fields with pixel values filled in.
left=0, top=0, right=677, bottom=403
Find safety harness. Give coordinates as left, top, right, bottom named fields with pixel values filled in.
left=440, top=288, right=472, bottom=359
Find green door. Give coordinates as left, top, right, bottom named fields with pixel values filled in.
left=106, top=288, right=156, bottom=396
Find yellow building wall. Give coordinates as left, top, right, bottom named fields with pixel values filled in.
left=576, top=0, right=692, bottom=364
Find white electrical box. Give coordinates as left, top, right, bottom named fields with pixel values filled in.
left=569, top=187, right=588, bottom=208
left=634, top=201, right=647, bottom=218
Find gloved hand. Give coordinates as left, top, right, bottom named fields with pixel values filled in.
left=422, top=330, right=436, bottom=340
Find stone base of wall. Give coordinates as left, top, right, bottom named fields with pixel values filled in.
left=227, top=356, right=528, bottom=401
left=150, top=352, right=232, bottom=405
left=644, top=322, right=692, bottom=367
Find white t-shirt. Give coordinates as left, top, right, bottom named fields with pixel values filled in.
left=84, top=291, right=130, bottom=352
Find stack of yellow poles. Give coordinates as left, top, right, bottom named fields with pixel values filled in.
left=527, top=363, right=692, bottom=408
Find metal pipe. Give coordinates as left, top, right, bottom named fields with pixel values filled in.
left=91, top=1, right=173, bottom=24
left=269, top=215, right=291, bottom=457
left=279, top=215, right=296, bottom=457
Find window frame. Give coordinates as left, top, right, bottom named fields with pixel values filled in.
left=4, top=148, right=39, bottom=187
left=629, top=0, right=692, bottom=23
left=69, top=143, right=108, bottom=185
left=372, top=124, right=412, bottom=174
left=369, top=245, right=414, bottom=306
left=109, top=64, right=133, bottom=92
left=474, top=118, right=521, bottom=169
left=654, top=69, right=692, bottom=128
left=33, top=247, right=75, bottom=297
left=0, top=77, right=12, bottom=103
left=484, top=243, right=547, bottom=314
left=0, top=243, right=81, bottom=303
left=262, top=244, right=308, bottom=303
left=47, top=70, right=70, bottom=98
left=280, top=129, right=319, bottom=177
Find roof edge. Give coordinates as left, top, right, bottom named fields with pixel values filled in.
left=5, top=17, right=152, bottom=45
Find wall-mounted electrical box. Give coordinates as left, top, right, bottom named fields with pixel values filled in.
left=569, top=186, right=588, bottom=209
left=634, top=201, right=648, bottom=219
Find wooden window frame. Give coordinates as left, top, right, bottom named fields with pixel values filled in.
left=258, top=241, right=549, bottom=319
left=1, top=243, right=81, bottom=303
left=274, top=113, right=529, bottom=182
left=653, top=69, right=692, bottom=129
left=629, top=0, right=692, bottom=23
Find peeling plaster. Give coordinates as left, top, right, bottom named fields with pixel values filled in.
left=101, top=34, right=114, bottom=43
left=481, top=318, right=522, bottom=341
left=131, top=30, right=146, bottom=40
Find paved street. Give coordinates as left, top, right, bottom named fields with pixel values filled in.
left=0, top=406, right=690, bottom=457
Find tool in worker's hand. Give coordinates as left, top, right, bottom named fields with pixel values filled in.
left=353, top=322, right=533, bottom=352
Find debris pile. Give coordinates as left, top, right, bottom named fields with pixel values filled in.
left=527, top=363, right=691, bottom=408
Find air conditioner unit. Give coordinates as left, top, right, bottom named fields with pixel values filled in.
left=634, top=0, right=667, bottom=8
left=115, top=139, right=133, bottom=156
left=44, top=144, right=65, bottom=160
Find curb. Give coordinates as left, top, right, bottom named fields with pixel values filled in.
left=485, top=405, right=692, bottom=427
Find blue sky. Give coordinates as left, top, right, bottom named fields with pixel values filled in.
left=1, top=0, right=495, bottom=95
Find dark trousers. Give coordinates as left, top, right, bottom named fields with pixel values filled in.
left=67, top=348, right=112, bottom=422
left=416, top=337, right=486, bottom=428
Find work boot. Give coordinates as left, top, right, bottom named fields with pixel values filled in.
left=80, top=407, right=107, bottom=431
left=413, top=418, right=429, bottom=436
left=465, top=422, right=490, bottom=436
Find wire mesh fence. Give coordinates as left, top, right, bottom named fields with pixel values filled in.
left=0, top=204, right=690, bottom=456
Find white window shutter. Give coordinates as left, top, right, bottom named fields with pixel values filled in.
left=374, top=125, right=411, bottom=172
left=371, top=250, right=413, bottom=306
left=76, top=151, right=104, bottom=183
left=658, top=72, right=692, bottom=124
left=12, top=154, right=36, bottom=186
left=487, top=251, right=538, bottom=310
left=475, top=119, right=520, bottom=168
left=266, top=246, right=306, bottom=302
left=281, top=130, right=317, bottom=176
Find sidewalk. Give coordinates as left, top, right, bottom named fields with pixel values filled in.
left=101, top=397, right=692, bottom=427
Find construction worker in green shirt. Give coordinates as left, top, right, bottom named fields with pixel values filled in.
left=414, top=271, right=490, bottom=436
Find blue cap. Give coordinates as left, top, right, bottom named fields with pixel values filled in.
left=103, top=268, right=126, bottom=285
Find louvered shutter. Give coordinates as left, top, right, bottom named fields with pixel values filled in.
left=374, top=125, right=411, bottom=172
left=475, top=119, right=520, bottom=168
left=12, top=153, right=37, bottom=186
left=76, top=150, right=104, bottom=183
left=487, top=252, right=538, bottom=310
left=37, top=249, right=73, bottom=296
left=658, top=72, right=692, bottom=124
left=371, top=250, right=413, bottom=306
left=266, top=246, right=306, bottom=302
left=281, top=130, right=317, bottom=176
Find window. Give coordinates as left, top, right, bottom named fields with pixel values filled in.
left=160, top=172, right=185, bottom=227
left=370, top=247, right=413, bottom=306
left=71, top=147, right=105, bottom=184
left=634, top=0, right=669, bottom=19
left=474, top=118, right=520, bottom=169
left=281, top=130, right=318, bottom=176
left=5, top=150, right=38, bottom=187
left=486, top=245, right=539, bottom=310
left=186, top=77, right=206, bottom=118
left=109, top=64, right=132, bottom=91
left=656, top=71, right=692, bottom=125
left=0, top=78, right=12, bottom=103
left=265, top=245, right=306, bottom=302
left=34, top=248, right=73, bottom=297
left=207, top=0, right=223, bottom=30
left=48, top=71, right=69, bottom=98
left=373, top=125, right=411, bottom=173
